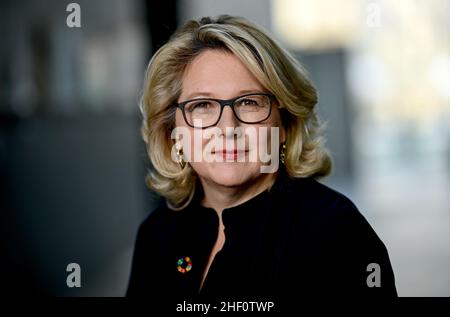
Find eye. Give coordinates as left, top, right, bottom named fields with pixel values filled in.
left=238, top=97, right=264, bottom=108
left=239, top=98, right=259, bottom=106
left=187, top=101, right=213, bottom=112
left=194, top=102, right=210, bottom=109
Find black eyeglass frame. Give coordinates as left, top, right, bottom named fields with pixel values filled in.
left=174, top=93, right=276, bottom=129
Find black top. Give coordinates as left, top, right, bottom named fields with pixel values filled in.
left=127, top=168, right=397, bottom=306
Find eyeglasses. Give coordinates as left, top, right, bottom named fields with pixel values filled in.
left=174, top=93, right=276, bottom=129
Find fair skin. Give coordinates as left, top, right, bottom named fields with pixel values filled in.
left=175, top=49, right=285, bottom=290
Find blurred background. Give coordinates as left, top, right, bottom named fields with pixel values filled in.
left=0, top=0, right=449, bottom=296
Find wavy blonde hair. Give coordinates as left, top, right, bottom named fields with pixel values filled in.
left=140, top=15, right=332, bottom=210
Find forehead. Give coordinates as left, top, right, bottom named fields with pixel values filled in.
left=180, top=49, right=264, bottom=100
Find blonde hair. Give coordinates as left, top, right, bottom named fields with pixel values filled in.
left=140, top=15, right=332, bottom=210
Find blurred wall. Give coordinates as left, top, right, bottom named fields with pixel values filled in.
left=0, top=0, right=177, bottom=296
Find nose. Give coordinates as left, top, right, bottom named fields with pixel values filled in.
left=216, top=104, right=239, bottom=131
left=216, top=104, right=242, bottom=147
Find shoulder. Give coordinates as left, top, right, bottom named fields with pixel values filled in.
left=281, top=175, right=361, bottom=219
left=280, top=177, right=397, bottom=297
left=135, top=203, right=182, bottom=246
left=127, top=203, right=182, bottom=297
left=279, top=175, right=382, bottom=245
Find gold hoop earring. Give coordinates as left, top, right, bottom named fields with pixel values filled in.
left=280, top=143, right=286, bottom=164
left=176, top=148, right=186, bottom=169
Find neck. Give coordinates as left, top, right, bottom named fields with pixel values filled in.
left=199, top=172, right=278, bottom=215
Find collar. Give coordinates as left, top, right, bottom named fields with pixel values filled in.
left=185, top=167, right=291, bottom=232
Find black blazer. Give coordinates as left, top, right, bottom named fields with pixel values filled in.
left=127, top=168, right=397, bottom=306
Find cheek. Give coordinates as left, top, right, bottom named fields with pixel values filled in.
left=273, top=110, right=286, bottom=142
left=251, top=119, right=283, bottom=154
left=269, top=108, right=283, bottom=129
left=173, top=112, right=196, bottom=161
left=175, top=110, right=185, bottom=127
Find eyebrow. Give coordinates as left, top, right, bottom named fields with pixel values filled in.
left=184, top=89, right=266, bottom=100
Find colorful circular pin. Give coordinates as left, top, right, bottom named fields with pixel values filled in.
left=177, top=256, right=192, bottom=273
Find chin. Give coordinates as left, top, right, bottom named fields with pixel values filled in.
left=208, top=163, right=259, bottom=187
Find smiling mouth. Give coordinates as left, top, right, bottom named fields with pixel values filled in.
left=212, top=150, right=249, bottom=160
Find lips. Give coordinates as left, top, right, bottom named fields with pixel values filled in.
left=221, top=149, right=244, bottom=154
left=212, top=149, right=248, bottom=161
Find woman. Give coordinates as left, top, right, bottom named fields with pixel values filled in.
left=127, top=15, right=397, bottom=304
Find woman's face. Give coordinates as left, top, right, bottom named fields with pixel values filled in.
left=175, top=49, right=285, bottom=188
